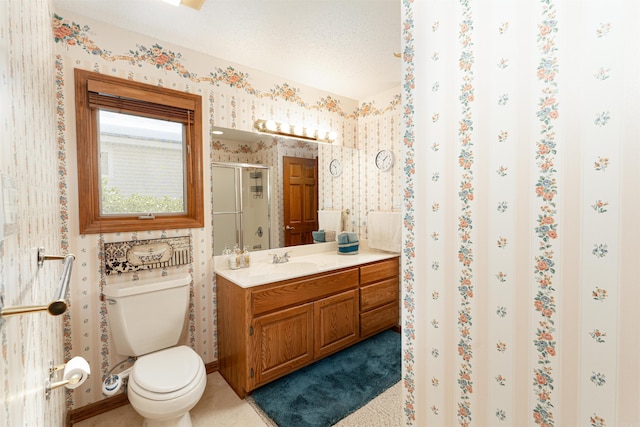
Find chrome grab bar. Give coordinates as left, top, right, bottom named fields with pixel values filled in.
left=0, top=248, right=75, bottom=319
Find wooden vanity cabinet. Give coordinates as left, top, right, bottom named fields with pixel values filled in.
left=217, top=257, right=399, bottom=398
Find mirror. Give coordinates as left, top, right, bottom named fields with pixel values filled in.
left=211, top=127, right=359, bottom=256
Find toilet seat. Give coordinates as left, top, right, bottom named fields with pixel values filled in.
left=129, top=346, right=205, bottom=401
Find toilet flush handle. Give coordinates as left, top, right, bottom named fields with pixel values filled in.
left=105, top=298, right=117, bottom=305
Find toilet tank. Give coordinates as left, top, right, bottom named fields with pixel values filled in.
left=103, top=274, right=191, bottom=357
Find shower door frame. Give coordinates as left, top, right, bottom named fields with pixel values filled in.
left=212, top=162, right=271, bottom=255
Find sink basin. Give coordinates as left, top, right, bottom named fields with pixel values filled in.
left=253, top=261, right=319, bottom=276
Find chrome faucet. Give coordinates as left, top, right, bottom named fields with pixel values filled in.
left=270, top=251, right=291, bottom=264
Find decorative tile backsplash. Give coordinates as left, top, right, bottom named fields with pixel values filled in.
left=104, top=236, right=191, bottom=275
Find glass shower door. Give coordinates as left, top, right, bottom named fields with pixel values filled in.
left=212, top=163, right=270, bottom=256
left=212, top=165, right=242, bottom=256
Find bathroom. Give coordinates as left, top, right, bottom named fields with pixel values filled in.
left=2, top=0, right=640, bottom=426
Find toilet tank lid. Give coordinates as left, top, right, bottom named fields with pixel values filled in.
left=103, top=274, right=191, bottom=298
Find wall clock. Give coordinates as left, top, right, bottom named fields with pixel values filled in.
left=329, top=158, right=342, bottom=177
left=375, top=149, right=393, bottom=171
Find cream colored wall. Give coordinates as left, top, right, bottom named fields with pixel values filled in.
left=52, top=10, right=402, bottom=410
left=0, top=0, right=67, bottom=425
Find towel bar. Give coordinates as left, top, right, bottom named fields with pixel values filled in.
left=0, top=248, right=75, bottom=319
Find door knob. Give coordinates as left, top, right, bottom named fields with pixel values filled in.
left=285, top=225, right=295, bottom=230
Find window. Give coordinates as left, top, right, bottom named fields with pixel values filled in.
left=74, top=69, right=204, bottom=233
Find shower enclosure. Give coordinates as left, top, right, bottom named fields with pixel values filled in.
left=212, top=163, right=270, bottom=256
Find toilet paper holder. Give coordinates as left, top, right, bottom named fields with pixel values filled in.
left=45, top=356, right=90, bottom=400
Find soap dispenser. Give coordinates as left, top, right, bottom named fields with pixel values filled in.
left=222, top=244, right=231, bottom=257
left=231, top=244, right=241, bottom=269
left=242, top=246, right=250, bottom=268
left=224, top=244, right=237, bottom=270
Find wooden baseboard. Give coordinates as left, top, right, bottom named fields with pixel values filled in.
left=205, top=361, right=219, bottom=374
left=66, top=361, right=218, bottom=426
left=66, top=394, right=128, bottom=427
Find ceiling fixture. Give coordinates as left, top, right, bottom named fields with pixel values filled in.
left=161, top=0, right=206, bottom=10
left=254, top=119, right=337, bottom=143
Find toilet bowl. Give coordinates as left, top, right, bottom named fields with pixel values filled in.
left=103, top=274, right=206, bottom=427
left=127, top=346, right=206, bottom=427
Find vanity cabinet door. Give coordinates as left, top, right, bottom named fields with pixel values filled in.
left=251, top=303, right=314, bottom=388
left=314, top=289, right=359, bottom=359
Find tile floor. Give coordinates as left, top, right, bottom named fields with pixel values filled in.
left=74, top=372, right=268, bottom=427
left=74, top=371, right=402, bottom=426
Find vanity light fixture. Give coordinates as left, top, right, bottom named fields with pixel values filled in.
left=254, top=119, right=337, bottom=143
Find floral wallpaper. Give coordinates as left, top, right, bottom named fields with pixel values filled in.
left=403, top=0, right=640, bottom=426
left=8, top=1, right=640, bottom=425
left=532, top=3, right=559, bottom=425
left=0, top=0, right=66, bottom=426
left=454, top=2, right=475, bottom=425
left=52, top=13, right=399, bottom=129
left=9, top=1, right=640, bottom=425
left=357, top=86, right=404, bottom=223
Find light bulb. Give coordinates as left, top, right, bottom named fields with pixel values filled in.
left=280, top=123, right=291, bottom=134
left=265, top=120, right=277, bottom=132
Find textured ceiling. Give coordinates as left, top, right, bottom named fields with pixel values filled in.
left=52, top=0, right=401, bottom=100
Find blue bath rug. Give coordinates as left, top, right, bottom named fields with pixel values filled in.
left=249, top=329, right=401, bottom=427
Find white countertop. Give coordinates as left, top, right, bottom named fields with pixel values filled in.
left=214, top=241, right=399, bottom=288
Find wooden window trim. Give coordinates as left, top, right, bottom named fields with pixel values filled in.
left=74, top=68, right=204, bottom=234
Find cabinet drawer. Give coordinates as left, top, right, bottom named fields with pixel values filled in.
left=360, top=278, right=399, bottom=312
left=360, top=302, right=399, bottom=338
left=360, top=258, right=399, bottom=285
left=252, top=268, right=359, bottom=316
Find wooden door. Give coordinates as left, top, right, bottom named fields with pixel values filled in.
left=251, top=303, right=314, bottom=388
left=283, top=156, right=318, bottom=246
left=314, top=289, right=359, bottom=359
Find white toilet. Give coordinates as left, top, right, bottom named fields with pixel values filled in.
left=103, top=274, right=206, bottom=427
